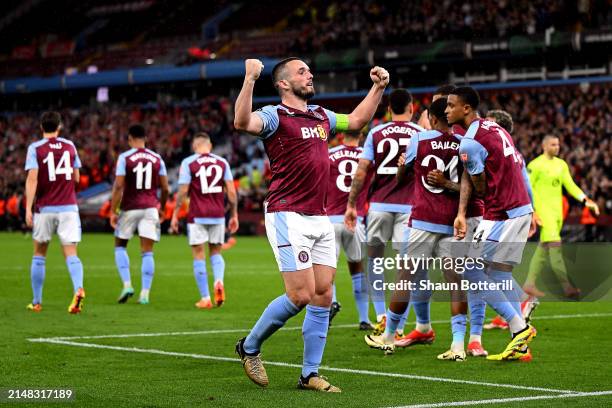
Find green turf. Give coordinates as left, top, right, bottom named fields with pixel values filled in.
left=1, top=233, right=611, bottom=407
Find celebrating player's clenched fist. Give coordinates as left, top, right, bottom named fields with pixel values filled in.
left=245, top=59, right=264, bottom=81
left=370, top=66, right=390, bottom=88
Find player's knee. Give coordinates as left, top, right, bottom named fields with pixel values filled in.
left=288, top=289, right=314, bottom=308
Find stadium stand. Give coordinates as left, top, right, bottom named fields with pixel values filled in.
left=1, top=83, right=609, bottom=238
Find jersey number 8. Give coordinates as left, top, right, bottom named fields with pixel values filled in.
left=336, top=159, right=357, bottom=193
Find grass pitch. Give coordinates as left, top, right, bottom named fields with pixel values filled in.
left=1, top=233, right=612, bottom=407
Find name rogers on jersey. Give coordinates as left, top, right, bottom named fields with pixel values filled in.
left=300, top=124, right=328, bottom=141
left=382, top=125, right=419, bottom=137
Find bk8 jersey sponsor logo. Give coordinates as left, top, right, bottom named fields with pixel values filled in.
left=300, top=124, right=328, bottom=141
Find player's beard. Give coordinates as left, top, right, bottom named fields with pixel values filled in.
left=293, top=84, right=315, bottom=101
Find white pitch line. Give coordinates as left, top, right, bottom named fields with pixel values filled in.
left=386, top=390, right=612, bottom=408
left=28, top=312, right=612, bottom=341
left=28, top=338, right=578, bottom=395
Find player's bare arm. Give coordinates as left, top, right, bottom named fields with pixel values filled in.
left=345, top=66, right=389, bottom=131
left=344, top=158, right=370, bottom=231
left=170, top=184, right=189, bottom=233
left=234, top=59, right=265, bottom=135
left=158, top=175, right=170, bottom=222
left=426, top=169, right=459, bottom=192
left=109, top=175, right=125, bottom=229
left=225, top=180, right=239, bottom=234
left=453, top=170, right=473, bottom=239
left=470, top=172, right=486, bottom=198
left=24, top=169, right=38, bottom=228
left=396, top=153, right=413, bottom=185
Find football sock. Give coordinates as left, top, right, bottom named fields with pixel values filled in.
left=244, top=294, right=301, bottom=354
left=489, top=270, right=522, bottom=316
left=66, top=256, right=84, bottom=293
left=301, top=305, right=329, bottom=377
left=464, top=263, right=520, bottom=327
left=351, top=273, right=370, bottom=323
left=114, top=247, right=131, bottom=287
left=468, top=292, right=486, bottom=338
left=30, top=256, right=46, bottom=305
left=451, top=314, right=467, bottom=352
left=210, top=253, right=225, bottom=283
left=332, top=283, right=337, bottom=303
left=367, top=257, right=386, bottom=316
left=383, top=309, right=404, bottom=342
left=141, top=252, right=154, bottom=291
left=193, top=259, right=210, bottom=298
left=413, top=268, right=432, bottom=332
left=396, top=303, right=411, bottom=334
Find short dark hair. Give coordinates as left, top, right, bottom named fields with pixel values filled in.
left=128, top=124, right=146, bottom=139
left=194, top=132, right=211, bottom=143
left=272, top=57, right=301, bottom=88
left=452, top=86, right=480, bottom=110
left=428, top=97, right=449, bottom=126
left=486, top=110, right=513, bottom=133
left=434, top=84, right=456, bottom=97
left=389, top=89, right=413, bottom=115
left=40, top=111, right=61, bottom=133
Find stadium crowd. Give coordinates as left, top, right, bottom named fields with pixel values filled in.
left=289, top=0, right=610, bottom=53
left=1, top=83, right=610, bottom=234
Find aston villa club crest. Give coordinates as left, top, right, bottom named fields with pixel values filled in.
left=298, top=251, right=309, bottom=263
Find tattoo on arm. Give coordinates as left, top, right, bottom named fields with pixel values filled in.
left=348, top=160, right=370, bottom=206
left=458, top=170, right=472, bottom=216
left=470, top=172, right=487, bottom=198
left=173, top=185, right=189, bottom=217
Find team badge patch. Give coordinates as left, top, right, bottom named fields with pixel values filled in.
left=298, top=251, right=309, bottom=263
left=316, top=124, right=328, bottom=141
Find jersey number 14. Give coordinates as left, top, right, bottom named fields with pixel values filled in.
left=43, top=151, right=73, bottom=181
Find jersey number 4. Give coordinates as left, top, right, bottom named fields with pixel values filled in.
left=196, top=165, right=222, bottom=194
left=43, top=151, right=73, bottom=181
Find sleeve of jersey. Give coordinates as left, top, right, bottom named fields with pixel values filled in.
left=73, top=147, right=82, bottom=169
left=24, top=145, right=38, bottom=170
left=223, top=161, right=233, bottom=181
left=359, top=131, right=375, bottom=161
left=405, top=134, right=419, bottom=165
left=521, top=164, right=534, bottom=204
left=159, top=158, right=167, bottom=177
left=253, top=105, right=280, bottom=139
left=115, top=154, right=126, bottom=176
left=459, top=138, right=488, bottom=175
left=323, top=109, right=349, bottom=133
left=561, top=161, right=586, bottom=201
left=177, top=160, right=191, bottom=185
